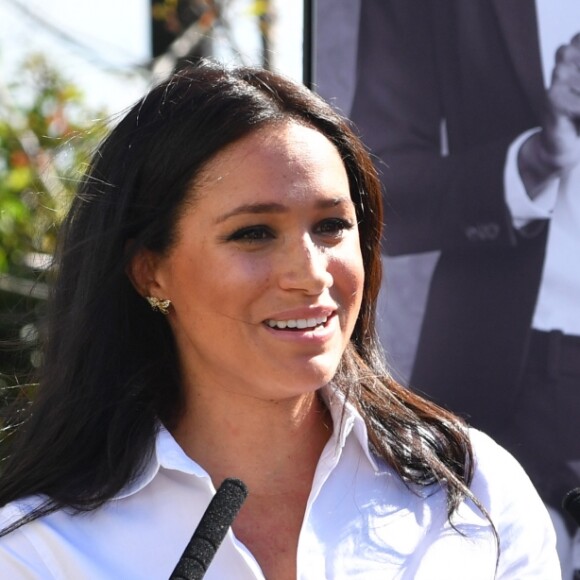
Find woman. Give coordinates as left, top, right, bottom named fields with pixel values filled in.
left=0, top=62, right=559, bottom=578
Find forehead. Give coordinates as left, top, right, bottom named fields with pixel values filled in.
left=192, top=121, right=348, bottom=198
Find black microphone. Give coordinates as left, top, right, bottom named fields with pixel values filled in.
left=562, top=487, right=580, bottom=527
left=169, top=478, right=249, bottom=580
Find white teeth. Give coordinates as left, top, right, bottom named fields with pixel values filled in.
left=266, top=315, right=328, bottom=330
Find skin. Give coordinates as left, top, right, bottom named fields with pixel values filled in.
left=129, top=120, right=365, bottom=579
left=519, top=32, right=580, bottom=198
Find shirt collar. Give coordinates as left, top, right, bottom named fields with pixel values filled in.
left=320, top=384, right=381, bottom=472
left=113, top=426, right=210, bottom=500
left=115, top=385, right=381, bottom=500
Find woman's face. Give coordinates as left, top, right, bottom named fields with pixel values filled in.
left=142, top=121, right=364, bottom=401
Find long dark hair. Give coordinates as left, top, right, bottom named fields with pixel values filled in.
left=0, top=61, right=476, bottom=535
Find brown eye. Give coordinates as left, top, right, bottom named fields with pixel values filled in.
left=315, top=218, right=354, bottom=236
left=228, top=225, right=274, bottom=242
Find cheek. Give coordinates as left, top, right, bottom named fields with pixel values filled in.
left=189, top=255, right=273, bottom=312
left=220, top=255, right=273, bottom=290
left=331, top=247, right=365, bottom=307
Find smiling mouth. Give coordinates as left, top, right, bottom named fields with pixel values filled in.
left=265, top=315, right=330, bottom=330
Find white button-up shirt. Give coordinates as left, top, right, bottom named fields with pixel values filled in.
left=0, top=389, right=559, bottom=579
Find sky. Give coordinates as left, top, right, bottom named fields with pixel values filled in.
left=0, top=0, right=304, bottom=115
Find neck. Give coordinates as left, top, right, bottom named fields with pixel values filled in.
left=171, top=386, right=332, bottom=495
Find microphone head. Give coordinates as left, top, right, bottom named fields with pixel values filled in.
left=170, top=478, right=248, bottom=580
left=194, top=478, right=249, bottom=545
left=562, top=487, right=580, bottom=527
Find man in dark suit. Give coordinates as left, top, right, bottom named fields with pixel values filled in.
left=315, top=0, right=580, bottom=574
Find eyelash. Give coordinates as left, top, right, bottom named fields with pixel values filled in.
left=227, top=218, right=355, bottom=243
left=317, top=217, right=355, bottom=235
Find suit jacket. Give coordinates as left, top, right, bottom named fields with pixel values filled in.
left=347, top=0, right=549, bottom=434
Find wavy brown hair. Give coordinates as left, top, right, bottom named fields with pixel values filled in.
left=0, top=61, right=481, bottom=538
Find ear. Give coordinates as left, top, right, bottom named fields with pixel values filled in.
left=126, top=248, right=165, bottom=299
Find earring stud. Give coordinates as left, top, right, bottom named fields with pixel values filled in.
left=146, top=296, right=171, bottom=315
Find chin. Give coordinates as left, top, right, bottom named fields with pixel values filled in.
left=287, top=360, right=342, bottom=393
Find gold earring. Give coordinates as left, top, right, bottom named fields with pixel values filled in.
left=146, top=296, right=171, bottom=315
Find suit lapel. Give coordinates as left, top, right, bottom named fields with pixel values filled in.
left=491, top=0, right=546, bottom=119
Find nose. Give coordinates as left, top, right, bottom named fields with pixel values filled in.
left=277, top=235, right=333, bottom=294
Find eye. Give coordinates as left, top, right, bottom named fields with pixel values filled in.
left=315, top=218, right=355, bottom=237
left=227, top=225, right=274, bottom=242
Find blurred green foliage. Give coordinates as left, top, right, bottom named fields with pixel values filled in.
left=0, top=54, right=109, bottom=429
left=1, top=54, right=108, bottom=278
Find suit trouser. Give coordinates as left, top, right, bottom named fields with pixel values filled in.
left=502, top=329, right=580, bottom=534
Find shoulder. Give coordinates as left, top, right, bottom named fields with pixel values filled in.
left=468, top=427, right=546, bottom=518
left=468, top=428, right=544, bottom=510
left=0, top=500, right=54, bottom=578
left=467, top=429, right=561, bottom=578
left=469, top=428, right=527, bottom=481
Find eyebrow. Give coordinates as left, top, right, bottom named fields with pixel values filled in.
left=215, top=197, right=350, bottom=224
